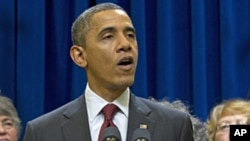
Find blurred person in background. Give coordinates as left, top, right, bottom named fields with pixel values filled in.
left=206, top=99, right=250, bottom=141
left=0, top=94, right=21, bottom=141
left=150, top=98, right=207, bottom=141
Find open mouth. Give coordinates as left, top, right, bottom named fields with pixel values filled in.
left=118, top=56, right=133, bottom=66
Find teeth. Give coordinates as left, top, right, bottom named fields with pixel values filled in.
left=122, top=59, right=129, bottom=62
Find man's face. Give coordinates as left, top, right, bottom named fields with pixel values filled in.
left=0, top=115, right=18, bottom=141
left=83, top=9, right=138, bottom=95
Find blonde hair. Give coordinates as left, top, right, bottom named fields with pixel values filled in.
left=206, top=99, right=250, bottom=141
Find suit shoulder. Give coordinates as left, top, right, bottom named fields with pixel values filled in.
left=28, top=95, right=83, bottom=126
left=138, top=97, right=190, bottom=119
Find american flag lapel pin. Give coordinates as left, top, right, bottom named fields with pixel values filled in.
left=140, top=124, right=148, bottom=129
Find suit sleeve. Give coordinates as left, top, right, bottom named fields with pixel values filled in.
left=179, top=114, right=194, bottom=141
left=23, top=122, right=37, bottom=141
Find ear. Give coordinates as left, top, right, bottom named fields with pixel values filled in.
left=70, top=45, right=87, bottom=68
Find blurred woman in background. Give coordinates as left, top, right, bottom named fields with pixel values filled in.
left=206, top=99, right=250, bottom=141
left=0, top=94, right=21, bottom=141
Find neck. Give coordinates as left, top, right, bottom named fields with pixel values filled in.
left=88, top=83, right=127, bottom=102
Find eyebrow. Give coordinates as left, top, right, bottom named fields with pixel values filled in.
left=124, top=26, right=136, bottom=34
left=98, top=27, right=116, bottom=37
left=98, top=26, right=136, bottom=37
left=1, top=118, right=12, bottom=123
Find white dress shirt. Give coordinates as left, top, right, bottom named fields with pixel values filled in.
left=85, top=83, right=129, bottom=141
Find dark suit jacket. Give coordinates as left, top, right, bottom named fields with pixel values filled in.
left=23, top=94, right=194, bottom=141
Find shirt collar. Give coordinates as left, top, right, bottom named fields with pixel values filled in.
left=85, top=83, right=130, bottom=122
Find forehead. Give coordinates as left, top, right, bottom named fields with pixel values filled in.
left=0, top=115, right=12, bottom=121
left=218, top=114, right=248, bottom=123
left=90, top=9, right=133, bottom=28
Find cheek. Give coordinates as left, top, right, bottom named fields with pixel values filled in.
left=9, top=129, right=18, bottom=141
left=215, top=133, right=229, bottom=141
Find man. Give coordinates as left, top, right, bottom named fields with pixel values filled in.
left=23, top=2, right=194, bottom=141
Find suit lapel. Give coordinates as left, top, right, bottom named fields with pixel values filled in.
left=59, top=93, right=156, bottom=141
left=61, top=95, right=91, bottom=141
left=126, top=94, right=155, bottom=141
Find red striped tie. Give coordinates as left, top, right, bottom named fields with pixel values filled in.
left=98, top=104, right=119, bottom=141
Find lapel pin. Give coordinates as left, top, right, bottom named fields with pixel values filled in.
left=140, top=124, right=148, bottom=129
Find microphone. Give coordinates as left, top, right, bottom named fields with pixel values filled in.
left=102, top=126, right=121, bottom=141
left=132, top=128, right=151, bottom=141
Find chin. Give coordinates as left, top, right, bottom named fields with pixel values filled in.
left=117, top=79, right=134, bottom=87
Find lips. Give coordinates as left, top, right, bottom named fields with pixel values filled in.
left=117, top=56, right=134, bottom=71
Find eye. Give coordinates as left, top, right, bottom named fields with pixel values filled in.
left=126, top=32, right=135, bottom=39
left=2, top=120, right=14, bottom=129
left=217, top=122, right=231, bottom=132
left=220, top=125, right=230, bottom=131
left=103, top=34, right=114, bottom=40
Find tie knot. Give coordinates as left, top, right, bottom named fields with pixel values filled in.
left=102, top=104, right=119, bottom=121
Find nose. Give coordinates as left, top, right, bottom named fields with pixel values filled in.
left=116, top=34, right=132, bottom=52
